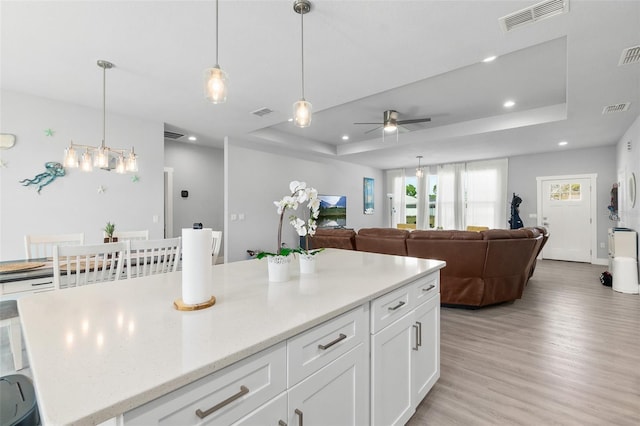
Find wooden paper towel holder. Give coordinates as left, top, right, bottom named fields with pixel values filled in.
left=173, top=296, right=216, bottom=311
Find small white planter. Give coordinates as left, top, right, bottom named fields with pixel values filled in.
left=299, top=253, right=317, bottom=274
left=267, top=255, right=291, bottom=282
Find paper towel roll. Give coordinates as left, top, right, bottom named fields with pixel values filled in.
left=181, top=228, right=213, bottom=304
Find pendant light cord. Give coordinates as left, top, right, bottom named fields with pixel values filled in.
left=301, top=9, right=305, bottom=99
left=215, top=0, right=219, bottom=66
left=102, top=63, right=106, bottom=147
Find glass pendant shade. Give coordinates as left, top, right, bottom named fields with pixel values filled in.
left=204, top=66, right=228, bottom=104
left=115, top=154, right=126, bottom=174
left=94, top=144, right=110, bottom=168
left=81, top=150, right=93, bottom=172
left=416, top=168, right=424, bottom=178
left=293, top=99, right=312, bottom=128
left=126, top=149, right=138, bottom=173
left=63, top=144, right=79, bottom=168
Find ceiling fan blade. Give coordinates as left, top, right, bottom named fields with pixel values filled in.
left=354, top=122, right=383, bottom=125
left=397, top=118, right=431, bottom=125
left=364, top=126, right=383, bottom=134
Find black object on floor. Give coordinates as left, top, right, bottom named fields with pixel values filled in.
left=0, top=374, right=39, bottom=426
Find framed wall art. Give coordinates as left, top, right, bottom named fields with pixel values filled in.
left=363, top=177, right=374, bottom=215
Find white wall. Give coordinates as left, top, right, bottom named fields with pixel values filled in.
left=164, top=140, right=224, bottom=254
left=616, top=114, right=640, bottom=234
left=226, top=143, right=385, bottom=262
left=0, top=90, right=164, bottom=260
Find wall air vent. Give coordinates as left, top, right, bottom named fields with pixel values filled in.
left=251, top=107, right=274, bottom=117
left=164, top=131, right=184, bottom=139
left=499, top=0, right=569, bottom=32
left=619, top=45, right=640, bottom=66
left=602, top=103, right=631, bottom=114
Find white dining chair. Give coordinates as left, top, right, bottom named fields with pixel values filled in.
left=128, top=237, right=181, bottom=278
left=104, top=229, right=149, bottom=241
left=212, top=231, right=222, bottom=265
left=0, top=300, right=23, bottom=370
left=24, top=233, right=85, bottom=260
left=52, top=242, right=130, bottom=290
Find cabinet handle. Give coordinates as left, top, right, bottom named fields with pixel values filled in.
left=195, top=385, right=249, bottom=419
left=412, top=324, right=419, bottom=350
left=416, top=321, right=422, bottom=347
left=318, top=333, right=347, bottom=350
left=279, top=421, right=288, bottom=426
left=422, top=284, right=435, bottom=292
left=387, top=300, right=406, bottom=311
left=295, top=408, right=304, bottom=426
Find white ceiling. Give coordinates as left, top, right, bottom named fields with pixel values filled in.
left=2, top=0, right=639, bottom=170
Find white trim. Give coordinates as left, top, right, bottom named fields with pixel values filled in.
left=536, top=173, right=598, bottom=264
left=593, top=258, right=609, bottom=266
left=223, top=136, right=229, bottom=264
left=163, top=167, right=174, bottom=238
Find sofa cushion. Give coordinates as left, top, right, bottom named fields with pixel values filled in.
left=355, top=228, right=409, bottom=256
left=408, top=230, right=483, bottom=240
left=308, top=228, right=356, bottom=250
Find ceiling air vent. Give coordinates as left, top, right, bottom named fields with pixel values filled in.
left=251, top=107, right=274, bottom=117
left=619, top=45, right=640, bottom=66
left=602, top=103, right=631, bottom=114
left=164, top=130, right=184, bottom=139
left=499, top=0, right=569, bottom=32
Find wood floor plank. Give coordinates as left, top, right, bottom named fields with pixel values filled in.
left=408, top=260, right=640, bottom=425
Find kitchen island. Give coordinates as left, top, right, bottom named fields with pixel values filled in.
left=18, top=248, right=445, bottom=425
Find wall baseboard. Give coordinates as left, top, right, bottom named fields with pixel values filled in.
left=593, top=258, right=609, bottom=266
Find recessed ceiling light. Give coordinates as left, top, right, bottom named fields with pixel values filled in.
left=503, top=100, right=515, bottom=108
left=482, top=55, right=497, bottom=63
left=288, top=118, right=293, bottom=122
left=558, top=141, right=568, bottom=146
left=342, top=135, right=349, bottom=141
left=188, top=136, right=197, bottom=141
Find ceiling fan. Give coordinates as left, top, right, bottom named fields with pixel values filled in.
left=354, top=110, right=432, bottom=134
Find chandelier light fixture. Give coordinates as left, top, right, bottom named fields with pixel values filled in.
left=63, top=60, right=137, bottom=174
left=293, top=0, right=312, bottom=128
left=203, top=0, right=228, bottom=104
left=415, top=155, right=424, bottom=178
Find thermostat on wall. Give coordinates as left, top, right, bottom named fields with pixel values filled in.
left=181, top=190, right=189, bottom=198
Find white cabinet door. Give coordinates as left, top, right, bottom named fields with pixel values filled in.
left=370, top=311, right=415, bottom=426
left=288, top=343, right=369, bottom=426
left=412, top=294, right=440, bottom=404
left=231, top=392, right=287, bottom=426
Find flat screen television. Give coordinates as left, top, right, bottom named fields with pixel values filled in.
left=317, top=195, right=347, bottom=228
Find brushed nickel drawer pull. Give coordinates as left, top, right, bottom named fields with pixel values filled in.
left=388, top=300, right=406, bottom=311
left=413, top=324, right=419, bottom=350
left=422, top=285, right=435, bottom=292
left=416, top=321, right=423, bottom=347
left=195, top=385, right=249, bottom=419
left=295, top=408, right=304, bottom=426
left=279, top=421, right=288, bottom=426
left=318, top=333, right=347, bottom=350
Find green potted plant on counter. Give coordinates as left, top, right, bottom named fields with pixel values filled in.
left=103, top=221, right=117, bottom=243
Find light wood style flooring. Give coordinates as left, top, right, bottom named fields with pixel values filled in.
left=409, top=260, right=640, bottom=425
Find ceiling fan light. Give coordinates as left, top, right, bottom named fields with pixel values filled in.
left=293, top=99, right=312, bottom=128
left=384, top=123, right=397, bottom=132
left=204, top=66, right=228, bottom=104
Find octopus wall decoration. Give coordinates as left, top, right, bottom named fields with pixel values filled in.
left=20, top=162, right=65, bottom=193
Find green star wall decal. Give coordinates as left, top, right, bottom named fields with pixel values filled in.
left=131, top=175, right=139, bottom=183
left=44, top=129, right=54, bottom=137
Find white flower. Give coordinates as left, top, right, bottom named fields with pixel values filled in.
left=290, top=216, right=307, bottom=236
left=290, top=180, right=306, bottom=194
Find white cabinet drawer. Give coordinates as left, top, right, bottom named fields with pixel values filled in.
left=370, top=284, right=413, bottom=334
left=124, top=342, right=286, bottom=426
left=230, top=392, right=287, bottom=426
left=287, top=305, right=368, bottom=387
left=412, top=272, right=439, bottom=307
left=1, top=276, right=54, bottom=295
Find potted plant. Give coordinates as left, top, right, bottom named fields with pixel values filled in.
left=257, top=181, right=320, bottom=281
left=103, top=221, right=117, bottom=243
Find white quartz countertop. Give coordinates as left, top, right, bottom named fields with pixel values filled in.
left=18, top=249, right=445, bottom=425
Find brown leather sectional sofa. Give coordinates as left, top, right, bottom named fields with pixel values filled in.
left=308, top=227, right=548, bottom=307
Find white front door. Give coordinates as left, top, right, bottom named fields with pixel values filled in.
left=538, top=175, right=595, bottom=262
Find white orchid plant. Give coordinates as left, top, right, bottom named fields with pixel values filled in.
left=257, top=180, right=324, bottom=259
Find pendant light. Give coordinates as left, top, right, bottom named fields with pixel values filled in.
left=203, top=0, right=228, bottom=104
left=63, top=60, right=137, bottom=173
left=415, top=155, right=424, bottom=178
left=293, top=0, right=312, bottom=128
